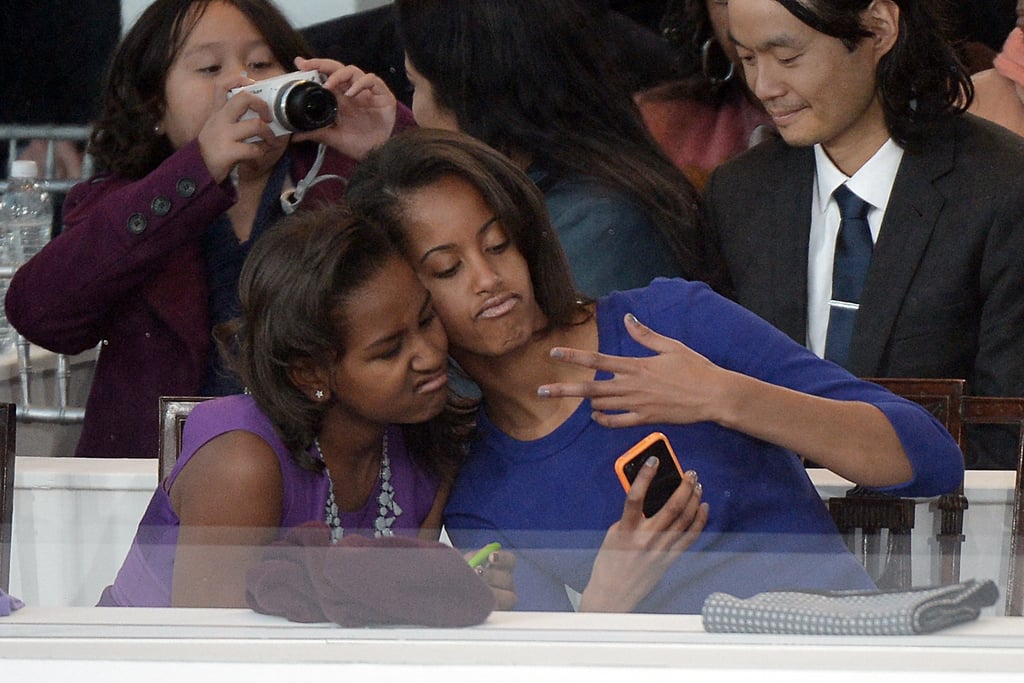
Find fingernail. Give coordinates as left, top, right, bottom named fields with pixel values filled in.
left=626, top=313, right=639, bottom=325
left=695, top=482, right=703, bottom=496
left=537, top=386, right=550, bottom=398
left=685, top=469, right=698, bottom=482
left=475, top=566, right=485, bottom=576
left=645, top=455, right=659, bottom=467
left=489, top=552, right=499, bottom=564
left=550, top=348, right=564, bottom=359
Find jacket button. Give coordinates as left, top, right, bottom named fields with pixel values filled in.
left=176, top=178, right=197, bottom=197
left=127, top=213, right=147, bottom=235
left=151, top=196, right=172, bottom=216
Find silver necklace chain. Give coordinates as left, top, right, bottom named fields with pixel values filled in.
left=314, top=433, right=401, bottom=543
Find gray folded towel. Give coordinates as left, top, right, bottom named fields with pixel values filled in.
left=702, top=579, right=998, bottom=635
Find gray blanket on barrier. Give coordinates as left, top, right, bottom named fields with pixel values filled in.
left=702, top=579, right=999, bottom=635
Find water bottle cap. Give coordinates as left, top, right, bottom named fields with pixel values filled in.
left=9, top=160, right=39, bottom=179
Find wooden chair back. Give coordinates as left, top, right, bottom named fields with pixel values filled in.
left=0, top=403, right=17, bottom=593
left=828, top=378, right=966, bottom=590
left=958, top=397, right=1024, bottom=616
left=158, top=396, right=213, bottom=483
left=828, top=379, right=1024, bottom=614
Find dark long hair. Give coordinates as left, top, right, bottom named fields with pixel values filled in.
left=773, top=0, right=972, bottom=150
left=657, top=0, right=752, bottom=107
left=88, top=0, right=310, bottom=178
left=346, top=128, right=591, bottom=333
left=217, top=203, right=471, bottom=481
left=395, top=0, right=728, bottom=292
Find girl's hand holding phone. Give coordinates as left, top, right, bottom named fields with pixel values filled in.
left=464, top=543, right=517, bottom=610
left=580, top=454, right=708, bottom=612
left=615, top=432, right=687, bottom=517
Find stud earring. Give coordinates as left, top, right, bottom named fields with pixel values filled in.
left=314, top=389, right=325, bottom=400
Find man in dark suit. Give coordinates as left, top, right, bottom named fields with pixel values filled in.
left=704, top=0, right=1024, bottom=469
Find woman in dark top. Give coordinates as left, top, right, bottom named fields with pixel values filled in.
left=392, top=0, right=728, bottom=297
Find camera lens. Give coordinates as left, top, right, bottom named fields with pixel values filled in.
left=275, top=80, right=338, bottom=132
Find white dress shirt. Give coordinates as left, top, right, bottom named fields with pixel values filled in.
left=806, top=140, right=904, bottom=357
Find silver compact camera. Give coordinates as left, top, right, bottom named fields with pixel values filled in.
left=228, top=70, right=338, bottom=136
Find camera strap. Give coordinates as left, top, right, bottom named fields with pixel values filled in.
left=280, top=144, right=347, bottom=214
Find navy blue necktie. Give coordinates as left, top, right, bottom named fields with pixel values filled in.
left=824, top=185, right=872, bottom=367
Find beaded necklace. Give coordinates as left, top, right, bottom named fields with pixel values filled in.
left=314, top=433, right=402, bottom=543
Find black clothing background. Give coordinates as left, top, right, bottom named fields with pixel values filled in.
left=952, top=0, right=1016, bottom=52
left=300, top=0, right=679, bottom=108
left=0, top=0, right=119, bottom=235
left=0, top=0, right=120, bottom=126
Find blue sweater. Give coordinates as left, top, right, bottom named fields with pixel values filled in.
left=444, top=279, right=964, bottom=613
left=531, top=168, right=684, bottom=297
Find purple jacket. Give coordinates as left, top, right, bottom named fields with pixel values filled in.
left=5, top=110, right=414, bottom=458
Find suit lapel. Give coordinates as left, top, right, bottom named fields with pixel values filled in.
left=847, top=127, right=956, bottom=375
left=766, top=147, right=816, bottom=343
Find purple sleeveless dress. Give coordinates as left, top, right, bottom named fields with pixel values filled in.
left=98, top=394, right=439, bottom=606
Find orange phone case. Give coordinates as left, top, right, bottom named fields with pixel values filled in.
left=613, top=431, right=683, bottom=493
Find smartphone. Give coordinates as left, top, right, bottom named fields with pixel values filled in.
left=614, top=432, right=684, bottom=517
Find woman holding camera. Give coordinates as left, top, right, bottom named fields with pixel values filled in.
left=6, top=0, right=409, bottom=459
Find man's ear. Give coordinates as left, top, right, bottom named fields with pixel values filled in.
left=288, top=359, right=331, bottom=403
left=866, top=0, right=900, bottom=58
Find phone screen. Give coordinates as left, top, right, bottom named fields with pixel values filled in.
left=619, top=437, right=684, bottom=517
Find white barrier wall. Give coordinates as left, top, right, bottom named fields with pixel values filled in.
left=10, top=459, right=1019, bottom=613
left=4, top=608, right=1024, bottom=681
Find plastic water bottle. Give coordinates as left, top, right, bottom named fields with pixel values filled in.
left=0, top=215, right=21, bottom=353
left=3, top=160, right=53, bottom=260
left=0, top=160, right=52, bottom=352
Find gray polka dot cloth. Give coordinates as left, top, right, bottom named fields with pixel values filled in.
left=701, top=579, right=998, bottom=635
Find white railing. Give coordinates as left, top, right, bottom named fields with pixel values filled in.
left=2, top=124, right=96, bottom=424
left=1, top=124, right=95, bottom=194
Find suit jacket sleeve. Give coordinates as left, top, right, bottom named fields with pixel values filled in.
left=972, top=178, right=1024, bottom=399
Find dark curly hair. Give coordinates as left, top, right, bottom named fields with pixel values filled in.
left=216, top=202, right=472, bottom=482
left=88, top=0, right=311, bottom=178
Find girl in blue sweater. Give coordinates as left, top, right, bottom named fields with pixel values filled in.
left=346, top=128, right=964, bottom=613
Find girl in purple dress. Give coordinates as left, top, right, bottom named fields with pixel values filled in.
left=99, top=204, right=514, bottom=608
